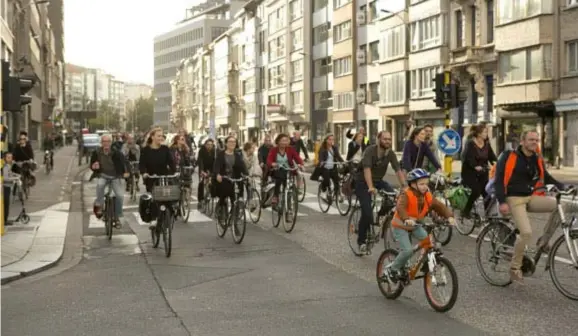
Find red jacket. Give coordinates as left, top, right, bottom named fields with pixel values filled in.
left=266, top=146, right=304, bottom=168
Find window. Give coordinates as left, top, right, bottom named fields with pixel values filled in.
left=359, top=5, right=367, bottom=25
left=258, top=67, right=266, bottom=90
left=379, top=72, right=406, bottom=105
left=410, top=15, right=443, bottom=51
left=568, top=41, right=578, bottom=73
left=314, top=57, right=332, bottom=76
left=498, top=45, right=552, bottom=82
left=268, top=36, right=285, bottom=61
left=290, top=0, right=303, bottom=21
left=334, top=92, right=354, bottom=110
left=268, top=93, right=286, bottom=105
left=313, top=23, right=330, bottom=44
left=291, top=28, right=303, bottom=51
left=497, top=0, right=544, bottom=25
left=359, top=84, right=368, bottom=103
left=334, top=0, right=351, bottom=9
left=487, top=0, right=494, bottom=43
left=358, top=45, right=367, bottom=65
left=334, top=56, right=352, bottom=77
left=258, top=31, right=266, bottom=53
left=314, top=91, right=332, bottom=109
left=368, top=1, right=378, bottom=21
left=314, top=0, right=328, bottom=11
left=410, top=67, right=440, bottom=98
left=369, top=41, right=379, bottom=62
left=369, top=82, right=379, bottom=103
left=291, top=91, right=303, bottom=110
left=334, top=21, right=352, bottom=43
left=242, top=78, right=256, bottom=95
left=268, top=64, right=286, bottom=88
left=569, top=0, right=578, bottom=6
left=381, top=25, right=405, bottom=60
left=470, top=6, right=476, bottom=45
left=291, top=60, right=303, bottom=81
left=455, top=10, right=463, bottom=48
left=268, top=6, right=286, bottom=33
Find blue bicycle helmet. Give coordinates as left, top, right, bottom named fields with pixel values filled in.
left=406, top=168, right=430, bottom=183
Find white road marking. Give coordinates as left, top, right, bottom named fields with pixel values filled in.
left=88, top=214, right=104, bottom=228
left=300, top=202, right=340, bottom=215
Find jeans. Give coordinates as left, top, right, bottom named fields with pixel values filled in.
left=390, top=227, right=428, bottom=271
left=95, top=176, right=124, bottom=218
left=321, top=168, right=339, bottom=192
left=273, top=170, right=288, bottom=197
left=355, top=180, right=395, bottom=246
left=3, top=186, right=10, bottom=223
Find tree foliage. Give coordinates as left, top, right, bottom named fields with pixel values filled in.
left=126, top=96, right=154, bottom=132
left=88, top=100, right=121, bottom=130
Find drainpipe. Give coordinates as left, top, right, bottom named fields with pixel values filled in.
left=554, top=2, right=563, bottom=168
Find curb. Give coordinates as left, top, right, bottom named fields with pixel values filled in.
left=1, top=160, right=88, bottom=285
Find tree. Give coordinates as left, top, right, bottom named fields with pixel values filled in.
left=126, top=96, right=154, bottom=132
left=88, top=100, right=121, bottom=130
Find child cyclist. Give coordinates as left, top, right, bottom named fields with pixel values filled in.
left=384, top=168, right=456, bottom=282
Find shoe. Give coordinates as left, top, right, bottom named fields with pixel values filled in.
left=383, top=267, right=399, bottom=284
left=93, top=205, right=103, bottom=219
left=510, top=268, right=524, bottom=284
left=536, top=235, right=551, bottom=253
left=359, top=244, right=367, bottom=254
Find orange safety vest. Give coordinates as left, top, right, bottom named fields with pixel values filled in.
left=392, top=189, right=433, bottom=230
left=503, top=151, right=545, bottom=196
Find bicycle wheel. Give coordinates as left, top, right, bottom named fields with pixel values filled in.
left=230, top=203, right=247, bottom=244
left=317, top=184, right=331, bottom=213
left=23, top=179, right=29, bottom=200
left=433, top=225, right=453, bottom=246
left=272, top=193, right=282, bottom=228
left=548, top=231, right=578, bottom=300
left=248, top=188, right=262, bottom=224
left=297, top=173, right=306, bottom=202
left=382, top=215, right=396, bottom=250
left=347, top=206, right=363, bottom=256
left=105, top=199, right=114, bottom=240
left=151, top=212, right=161, bottom=248
left=376, top=249, right=404, bottom=299
left=423, top=255, right=459, bottom=312
left=475, top=220, right=515, bottom=287
left=45, top=162, right=51, bottom=175
left=335, top=185, right=352, bottom=216
left=216, top=202, right=228, bottom=237
left=162, top=209, right=173, bottom=257
left=130, top=177, right=137, bottom=202
left=180, top=189, right=191, bottom=222
left=283, top=187, right=299, bottom=233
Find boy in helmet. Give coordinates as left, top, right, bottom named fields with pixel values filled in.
left=384, top=168, right=455, bottom=282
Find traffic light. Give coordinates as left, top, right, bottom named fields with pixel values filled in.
left=432, top=73, right=446, bottom=108
left=1, top=60, right=35, bottom=112
left=18, top=75, right=34, bottom=107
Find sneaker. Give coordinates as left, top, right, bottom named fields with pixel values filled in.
left=93, top=205, right=103, bottom=219
left=383, top=267, right=399, bottom=284
left=510, top=268, right=524, bottom=284
left=536, top=235, right=551, bottom=253
left=359, top=244, right=367, bottom=254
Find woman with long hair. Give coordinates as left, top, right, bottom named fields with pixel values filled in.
left=346, top=132, right=366, bottom=162
left=170, top=134, right=191, bottom=169
left=401, top=127, right=441, bottom=172
left=266, top=133, right=304, bottom=205
left=197, top=138, right=216, bottom=202
left=213, top=135, right=248, bottom=209
left=461, top=123, right=497, bottom=218
left=318, top=133, right=344, bottom=194
left=139, top=127, right=176, bottom=193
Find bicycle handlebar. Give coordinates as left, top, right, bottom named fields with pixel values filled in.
left=275, top=165, right=300, bottom=171
left=146, top=173, right=181, bottom=179
left=223, top=175, right=249, bottom=183
left=543, top=184, right=577, bottom=197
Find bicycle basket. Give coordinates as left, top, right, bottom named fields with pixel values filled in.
left=444, top=186, right=471, bottom=211
left=151, top=185, right=181, bottom=202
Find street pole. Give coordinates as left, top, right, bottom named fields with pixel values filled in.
left=1, top=61, right=5, bottom=236
left=443, top=71, right=452, bottom=176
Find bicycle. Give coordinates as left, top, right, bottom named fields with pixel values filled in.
left=215, top=175, right=250, bottom=244
left=44, top=150, right=53, bottom=174
left=198, top=173, right=214, bottom=217
left=127, top=161, right=140, bottom=202
left=271, top=165, right=300, bottom=233
left=348, top=188, right=399, bottom=256
left=10, top=177, right=30, bottom=224
left=296, top=171, right=306, bottom=202
left=14, top=160, right=34, bottom=201
left=148, top=173, right=181, bottom=257
left=177, top=165, right=195, bottom=222
left=317, top=161, right=351, bottom=216
left=99, top=176, right=122, bottom=240
left=247, top=174, right=262, bottom=224
left=376, top=221, right=459, bottom=312
left=475, top=185, right=578, bottom=300
left=427, top=172, right=456, bottom=246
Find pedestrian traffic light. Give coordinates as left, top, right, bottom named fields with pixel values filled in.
left=432, top=73, right=446, bottom=108
left=18, top=75, right=35, bottom=107
left=1, top=60, right=35, bottom=112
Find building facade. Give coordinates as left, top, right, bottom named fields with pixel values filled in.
left=154, top=0, right=245, bottom=130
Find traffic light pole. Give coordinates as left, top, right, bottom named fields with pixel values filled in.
left=1, top=61, right=4, bottom=236
left=443, top=71, right=452, bottom=177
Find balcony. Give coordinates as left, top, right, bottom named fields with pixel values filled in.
left=449, top=45, right=496, bottom=68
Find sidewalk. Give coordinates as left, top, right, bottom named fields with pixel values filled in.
left=1, top=146, right=78, bottom=284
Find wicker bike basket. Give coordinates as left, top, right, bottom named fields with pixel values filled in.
left=152, top=184, right=181, bottom=202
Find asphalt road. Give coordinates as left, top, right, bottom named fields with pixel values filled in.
left=2, top=168, right=577, bottom=336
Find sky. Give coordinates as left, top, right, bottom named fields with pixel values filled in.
left=64, top=0, right=198, bottom=85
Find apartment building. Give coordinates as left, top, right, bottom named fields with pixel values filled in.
left=154, top=0, right=245, bottom=130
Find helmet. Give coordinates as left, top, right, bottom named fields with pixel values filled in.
left=406, top=168, right=430, bottom=183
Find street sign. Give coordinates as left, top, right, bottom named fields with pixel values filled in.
left=437, top=129, right=462, bottom=156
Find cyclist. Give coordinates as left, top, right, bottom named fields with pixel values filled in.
left=346, top=132, right=367, bottom=162
left=139, top=127, right=176, bottom=230
left=42, top=133, right=55, bottom=168
left=197, top=138, right=216, bottom=203
left=169, top=134, right=192, bottom=169
left=290, top=131, right=309, bottom=162
left=12, top=133, right=36, bottom=187
left=242, top=142, right=262, bottom=211
left=317, top=134, right=344, bottom=197
left=401, top=127, right=441, bottom=173
left=461, top=124, right=497, bottom=218
left=421, top=124, right=439, bottom=173
left=494, top=130, right=565, bottom=284
left=90, top=134, right=129, bottom=227
left=356, top=131, right=405, bottom=253
left=266, top=133, right=304, bottom=206
left=258, top=135, right=273, bottom=192
left=213, top=135, right=248, bottom=212
left=122, top=134, right=141, bottom=192
left=383, top=168, right=455, bottom=282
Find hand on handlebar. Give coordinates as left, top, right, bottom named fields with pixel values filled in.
left=271, top=163, right=278, bottom=168
left=447, top=217, right=456, bottom=226
left=404, top=219, right=416, bottom=227
left=368, top=187, right=377, bottom=194
left=142, top=173, right=150, bottom=179
left=91, top=162, right=100, bottom=170
left=217, top=174, right=223, bottom=183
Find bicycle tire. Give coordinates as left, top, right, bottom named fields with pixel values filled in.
left=548, top=231, right=578, bottom=300
left=216, top=203, right=228, bottom=237
left=105, top=198, right=114, bottom=240
left=335, top=185, right=352, bottom=217
left=130, top=177, right=137, bottom=202
left=283, top=187, right=298, bottom=233
left=45, top=163, right=51, bottom=175
left=272, top=194, right=282, bottom=228
left=423, top=255, right=459, bottom=312
left=376, top=249, right=404, bottom=299
left=317, top=184, right=331, bottom=213
left=248, top=188, right=262, bottom=224
left=347, top=206, right=363, bottom=256
left=382, top=216, right=395, bottom=250
left=151, top=212, right=161, bottom=248
left=297, top=174, right=306, bottom=202
left=433, top=225, right=453, bottom=246
left=23, top=179, right=29, bottom=200
left=475, top=221, right=513, bottom=287
left=231, top=203, right=247, bottom=244
left=162, top=209, right=173, bottom=257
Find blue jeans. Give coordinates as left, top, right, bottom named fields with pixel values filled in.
left=390, top=227, right=428, bottom=271
left=355, top=180, right=394, bottom=246
left=95, top=175, right=124, bottom=218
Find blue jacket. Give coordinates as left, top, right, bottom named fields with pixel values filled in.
left=401, top=140, right=441, bottom=171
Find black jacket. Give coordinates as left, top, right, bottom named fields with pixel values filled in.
left=43, top=138, right=55, bottom=151
left=346, top=141, right=367, bottom=161
left=89, top=148, right=127, bottom=179
left=258, top=145, right=271, bottom=165
left=198, top=145, right=216, bottom=172
left=139, top=145, right=176, bottom=176
left=12, top=143, right=34, bottom=162
left=290, top=137, right=308, bottom=158
left=318, top=145, right=344, bottom=168
left=213, top=150, right=248, bottom=178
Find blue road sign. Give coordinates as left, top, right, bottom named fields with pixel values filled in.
left=437, top=129, right=462, bottom=156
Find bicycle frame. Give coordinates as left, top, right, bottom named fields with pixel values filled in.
left=407, top=229, right=438, bottom=281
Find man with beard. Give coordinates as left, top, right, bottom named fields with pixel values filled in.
left=421, top=124, right=439, bottom=173
left=355, top=131, right=406, bottom=253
